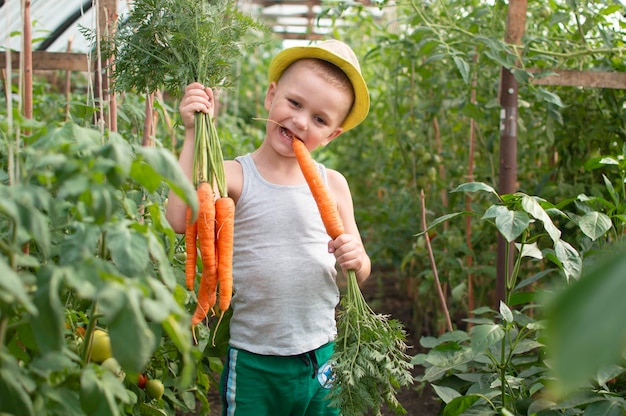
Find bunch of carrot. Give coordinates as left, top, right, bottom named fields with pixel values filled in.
left=186, top=111, right=234, bottom=333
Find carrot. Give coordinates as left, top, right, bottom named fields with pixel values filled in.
left=185, top=207, right=198, bottom=291
left=192, top=181, right=217, bottom=326
left=292, top=138, right=345, bottom=239
left=215, top=197, right=235, bottom=313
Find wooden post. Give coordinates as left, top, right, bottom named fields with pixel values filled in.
left=65, top=37, right=73, bottom=121
left=93, top=0, right=117, bottom=130
left=21, top=0, right=33, bottom=255
left=22, top=0, right=33, bottom=122
left=496, top=0, right=527, bottom=305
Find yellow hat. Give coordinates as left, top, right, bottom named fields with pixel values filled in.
left=268, top=39, right=370, bottom=132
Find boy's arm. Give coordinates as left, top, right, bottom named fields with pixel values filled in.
left=328, top=170, right=371, bottom=284
left=165, top=83, right=215, bottom=233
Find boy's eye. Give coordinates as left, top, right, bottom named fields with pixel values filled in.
left=314, top=115, right=326, bottom=125
left=288, top=98, right=301, bottom=108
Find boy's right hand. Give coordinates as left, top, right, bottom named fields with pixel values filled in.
left=180, top=82, right=215, bottom=131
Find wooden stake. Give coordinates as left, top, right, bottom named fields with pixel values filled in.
left=496, top=0, right=527, bottom=305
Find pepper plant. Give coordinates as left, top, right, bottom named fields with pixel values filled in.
left=412, top=177, right=625, bottom=415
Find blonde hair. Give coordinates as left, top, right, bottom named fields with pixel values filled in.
left=283, top=58, right=355, bottom=103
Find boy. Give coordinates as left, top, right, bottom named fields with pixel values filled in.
left=166, top=39, right=371, bottom=416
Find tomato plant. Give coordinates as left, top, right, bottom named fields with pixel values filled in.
left=0, top=112, right=220, bottom=415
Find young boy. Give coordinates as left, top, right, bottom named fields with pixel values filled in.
left=165, top=39, right=371, bottom=416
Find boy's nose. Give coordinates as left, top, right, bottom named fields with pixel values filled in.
left=292, top=114, right=308, bottom=132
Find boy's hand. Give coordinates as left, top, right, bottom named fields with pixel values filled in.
left=329, top=234, right=367, bottom=274
left=180, top=82, right=215, bottom=131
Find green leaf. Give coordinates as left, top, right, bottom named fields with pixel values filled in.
left=417, top=211, right=473, bottom=236
left=515, top=242, right=543, bottom=259
left=38, top=384, right=83, bottom=416
left=134, top=146, right=198, bottom=216
left=499, top=301, right=513, bottom=323
left=0, top=259, right=37, bottom=314
left=481, top=204, right=507, bottom=220
left=494, top=208, right=530, bottom=242
left=419, top=331, right=470, bottom=349
left=421, top=348, right=477, bottom=382
left=100, top=134, right=133, bottom=178
left=453, top=55, right=470, bottom=84
left=146, top=226, right=176, bottom=288
left=578, top=211, right=612, bottom=241
left=30, top=351, right=77, bottom=378
left=535, top=87, right=565, bottom=107
left=137, top=402, right=168, bottom=415
left=602, top=174, right=620, bottom=209
left=432, top=384, right=461, bottom=404
left=58, top=223, right=101, bottom=266
left=100, top=284, right=156, bottom=374
left=0, top=356, right=35, bottom=416
left=31, top=266, right=65, bottom=353
left=520, top=195, right=561, bottom=243
left=546, top=247, right=626, bottom=397
left=161, top=314, right=194, bottom=387
left=581, top=400, right=625, bottom=416
left=105, top=222, right=150, bottom=277
left=79, top=366, right=121, bottom=416
left=583, top=156, right=619, bottom=171
left=0, top=185, right=52, bottom=255
left=443, top=395, right=482, bottom=416
left=451, top=182, right=498, bottom=198
left=470, top=324, right=504, bottom=352
left=554, top=239, right=582, bottom=282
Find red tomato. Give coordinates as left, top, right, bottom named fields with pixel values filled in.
left=138, top=373, right=147, bottom=389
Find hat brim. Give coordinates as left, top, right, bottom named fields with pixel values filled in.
left=268, top=46, right=369, bottom=132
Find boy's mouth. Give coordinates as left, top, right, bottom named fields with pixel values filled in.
left=280, top=126, right=299, bottom=141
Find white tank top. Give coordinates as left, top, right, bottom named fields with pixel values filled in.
left=228, top=154, right=339, bottom=356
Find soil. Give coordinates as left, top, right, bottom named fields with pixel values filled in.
left=204, top=270, right=442, bottom=416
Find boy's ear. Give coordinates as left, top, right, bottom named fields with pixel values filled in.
left=322, top=128, right=344, bottom=146
left=264, top=82, right=277, bottom=111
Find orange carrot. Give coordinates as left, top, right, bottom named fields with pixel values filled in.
left=215, top=196, right=235, bottom=313
left=192, top=181, right=217, bottom=326
left=185, top=207, right=198, bottom=291
left=292, top=138, right=345, bottom=239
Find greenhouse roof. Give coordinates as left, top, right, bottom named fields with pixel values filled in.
left=0, top=0, right=381, bottom=53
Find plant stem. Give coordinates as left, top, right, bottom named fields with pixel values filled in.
left=420, top=189, right=453, bottom=331
left=81, top=301, right=100, bottom=363
left=0, top=316, right=8, bottom=349
left=500, top=335, right=507, bottom=410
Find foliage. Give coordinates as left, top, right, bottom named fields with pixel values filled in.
left=104, top=0, right=267, bottom=97
left=413, top=178, right=625, bottom=414
left=0, top=114, right=221, bottom=415
left=546, top=241, right=626, bottom=400
left=328, top=270, right=414, bottom=415
left=3, top=0, right=626, bottom=414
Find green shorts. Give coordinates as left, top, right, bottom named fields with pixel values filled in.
left=220, top=342, right=340, bottom=416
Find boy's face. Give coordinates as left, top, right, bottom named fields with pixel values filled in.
left=264, top=60, right=353, bottom=153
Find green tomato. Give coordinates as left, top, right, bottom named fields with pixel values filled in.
left=101, top=357, right=125, bottom=381
left=426, top=167, right=437, bottom=182
left=174, top=252, right=187, bottom=262
left=145, top=379, right=164, bottom=401
left=91, top=329, right=112, bottom=363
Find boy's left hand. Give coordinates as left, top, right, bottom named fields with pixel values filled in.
left=328, top=234, right=366, bottom=273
